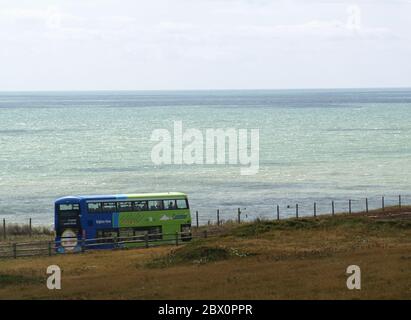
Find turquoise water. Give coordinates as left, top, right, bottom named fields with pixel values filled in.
left=0, top=89, right=410, bottom=225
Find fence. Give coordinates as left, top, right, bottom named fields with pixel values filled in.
left=193, top=194, right=411, bottom=226
left=0, top=194, right=410, bottom=259
left=0, top=217, right=54, bottom=241
left=0, top=230, right=221, bottom=259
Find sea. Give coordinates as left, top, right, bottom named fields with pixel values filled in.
left=0, top=89, right=410, bottom=226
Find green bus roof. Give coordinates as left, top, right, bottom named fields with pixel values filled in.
left=124, top=192, right=187, bottom=200
left=55, top=192, right=188, bottom=203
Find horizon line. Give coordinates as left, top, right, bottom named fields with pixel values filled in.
left=1, top=86, right=411, bottom=93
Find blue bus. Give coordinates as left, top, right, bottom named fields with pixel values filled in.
left=55, top=192, right=192, bottom=253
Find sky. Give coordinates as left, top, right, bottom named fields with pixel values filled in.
left=0, top=0, right=411, bottom=91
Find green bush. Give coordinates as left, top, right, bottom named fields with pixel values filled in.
left=145, top=243, right=253, bottom=268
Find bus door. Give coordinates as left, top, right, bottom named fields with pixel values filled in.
left=56, top=203, right=82, bottom=253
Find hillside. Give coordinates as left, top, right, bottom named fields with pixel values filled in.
left=1, top=207, right=411, bottom=299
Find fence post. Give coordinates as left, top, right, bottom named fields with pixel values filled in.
left=332, top=201, right=335, bottom=216
left=349, top=200, right=352, bottom=214
left=175, top=232, right=179, bottom=246
left=29, top=218, right=32, bottom=237
left=217, top=209, right=220, bottom=226
left=145, top=233, right=149, bottom=248
left=366, top=198, right=369, bottom=213
left=13, top=243, right=17, bottom=259
left=2, top=218, right=5, bottom=240
left=113, top=235, right=118, bottom=249
left=203, top=230, right=208, bottom=239
left=314, top=202, right=317, bottom=218
left=81, top=237, right=86, bottom=253
left=48, top=241, right=52, bottom=256
left=237, top=208, right=241, bottom=224
left=382, top=196, right=385, bottom=211
left=399, top=195, right=402, bottom=208
left=296, top=204, right=299, bottom=219
left=196, top=211, right=199, bottom=229
left=276, top=205, right=280, bottom=221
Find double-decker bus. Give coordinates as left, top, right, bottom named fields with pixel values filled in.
left=54, top=192, right=192, bottom=253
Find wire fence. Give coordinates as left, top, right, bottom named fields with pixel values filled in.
left=0, top=194, right=410, bottom=259
left=0, top=230, right=223, bottom=259
left=193, top=194, right=411, bottom=226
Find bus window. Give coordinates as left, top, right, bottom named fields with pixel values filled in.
left=56, top=203, right=80, bottom=234
left=134, top=226, right=162, bottom=240
left=148, top=200, right=163, bottom=211
left=96, top=229, right=119, bottom=243
left=119, top=228, right=135, bottom=239
left=87, top=202, right=101, bottom=213
left=133, top=201, right=147, bottom=211
left=102, top=202, right=117, bottom=212
left=164, top=200, right=177, bottom=210
left=118, top=202, right=133, bottom=212
left=176, top=199, right=188, bottom=209
left=58, top=203, right=79, bottom=213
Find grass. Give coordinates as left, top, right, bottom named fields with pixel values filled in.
left=0, top=223, right=54, bottom=243
left=0, top=206, right=410, bottom=299
left=0, top=274, right=42, bottom=287
left=145, top=241, right=254, bottom=268
left=232, top=214, right=411, bottom=237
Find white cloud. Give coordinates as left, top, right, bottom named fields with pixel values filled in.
left=235, top=6, right=390, bottom=40
left=0, top=7, right=75, bottom=28
left=0, top=3, right=395, bottom=43
left=0, top=0, right=409, bottom=90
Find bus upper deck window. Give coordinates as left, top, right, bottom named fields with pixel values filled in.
left=87, top=202, right=101, bottom=213
left=164, top=200, right=177, bottom=210
left=133, top=201, right=147, bottom=211
left=118, top=202, right=133, bottom=212
left=102, top=202, right=117, bottom=212
left=58, top=203, right=79, bottom=212
left=176, top=199, right=188, bottom=209
left=148, top=200, right=163, bottom=211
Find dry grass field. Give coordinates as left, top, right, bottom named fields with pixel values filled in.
left=0, top=224, right=54, bottom=243
left=1, top=207, right=411, bottom=300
